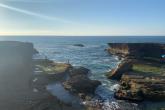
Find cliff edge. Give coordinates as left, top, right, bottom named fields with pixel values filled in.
left=106, top=43, right=165, bottom=102
left=107, top=43, right=165, bottom=62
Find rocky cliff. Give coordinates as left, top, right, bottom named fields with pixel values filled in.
left=107, top=43, right=165, bottom=61
left=0, top=41, right=82, bottom=110
left=106, top=43, right=165, bottom=102
left=0, top=41, right=38, bottom=110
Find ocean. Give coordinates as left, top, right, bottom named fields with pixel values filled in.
left=0, top=36, right=165, bottom=110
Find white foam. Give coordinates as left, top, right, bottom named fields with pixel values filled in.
left=33, top=88, right=38, bottom=92
left=110, top=84, right=120, bottom=91
left=82, top=99, right=120, bottom=110
left=32, top=78, right=38, bottom=82
left=102, top=101, right=120, bottom=110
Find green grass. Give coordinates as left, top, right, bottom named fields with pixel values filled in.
left=37, top=63, right=70, bottom=74
left=132, top=64, right=165, bottom=75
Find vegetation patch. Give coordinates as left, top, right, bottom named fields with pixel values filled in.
left=37, top=62, right=71, bottom=74
left=132, top=64, right=165, bottom=75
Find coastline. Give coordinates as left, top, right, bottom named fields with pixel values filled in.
left=0, top=41, right=86, bottom=110
left=106, top=43, right=165, bottom=102
left=0, top=41, right=165, bottom=110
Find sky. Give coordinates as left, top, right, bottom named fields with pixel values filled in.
left=0, top=0, right=165, bottom=36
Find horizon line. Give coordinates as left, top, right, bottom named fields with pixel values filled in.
left=0, top=35, right=165, bottom=37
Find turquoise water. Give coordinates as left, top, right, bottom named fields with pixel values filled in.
left=0, top=36, right=165, bottom=110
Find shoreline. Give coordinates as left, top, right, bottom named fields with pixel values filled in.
left=33, top=56, right=102, bottom=110
left=0, top=41, right=165, bottom=110
left=0, top=41, right=86, bottom=110
left=106, top=43, right=165, bottom=102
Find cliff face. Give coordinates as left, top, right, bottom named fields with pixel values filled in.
left=0, top=41, right=37, bottom=59
left=107, top=43, right=165, bottom=102
left=108, top=43, right=165, bottom=60
left=0, top=41, right=37, bottom=110
left=0, top=41, right=36, bottom=76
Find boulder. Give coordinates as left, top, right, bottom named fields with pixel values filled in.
left=107, top=60, right=133, bottom=80
left=114, top=89, right=143, bottom=102
left=63, top=67, right=101, bottom=95
left=69, top=66, right=90, bottom=77
left=63, top=75, right=101, bottom=94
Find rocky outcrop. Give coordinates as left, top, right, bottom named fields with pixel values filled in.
left=73, top=44, right=84, bottom=47
left=0, top=41, right=81, bottom=110
left=107, top=43, right=165, bottom=62
left=0, top=41, right=47, bottom=110
left=0, top=41, right=37, bottom=56
left=106, top=43, right=165, bottom=102
left=36, top=59, right=72, bottom=75
left=63, top=67, right=101, bottom=97
left=34, top=59, right=72, bottom=85
left=69, top=67, right=90, bottom=77
left=63, top=75, right=101, bottom=94
left=34, top=59, right=100, bottom=104
left=115, top=73, right=165, bottom=101
left=107, top=60, right=133, bottom=80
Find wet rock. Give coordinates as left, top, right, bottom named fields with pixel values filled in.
left=114, top=73, right=165, bottom=101
left=62, top=66, right=101, bottom=103
left=70, top=66, right=90, bottom=77
left=63, top=75, right=101, bottom=95
left=142, top=83, right=165, bottom=101
left=73, top=44, right=84, bottom=47
left=114, top=89, right=143, bottom=102
left=33, top=48, right=39, bottom=54
left=107, top=60, right=133, bottom=80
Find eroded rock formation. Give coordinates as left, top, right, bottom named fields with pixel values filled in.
left=107, top=43, right=165, bottom=62
left=107, top=60, right=133, bottom=80
left=63, top=67, right=101, bottom=98
left=106, top=43, right=165, bottom=102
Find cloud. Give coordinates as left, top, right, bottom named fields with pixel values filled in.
left=0, top=3, right=73, bottom=24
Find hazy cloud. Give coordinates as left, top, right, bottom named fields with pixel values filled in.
left=0, top=3, right=73, bottom=24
